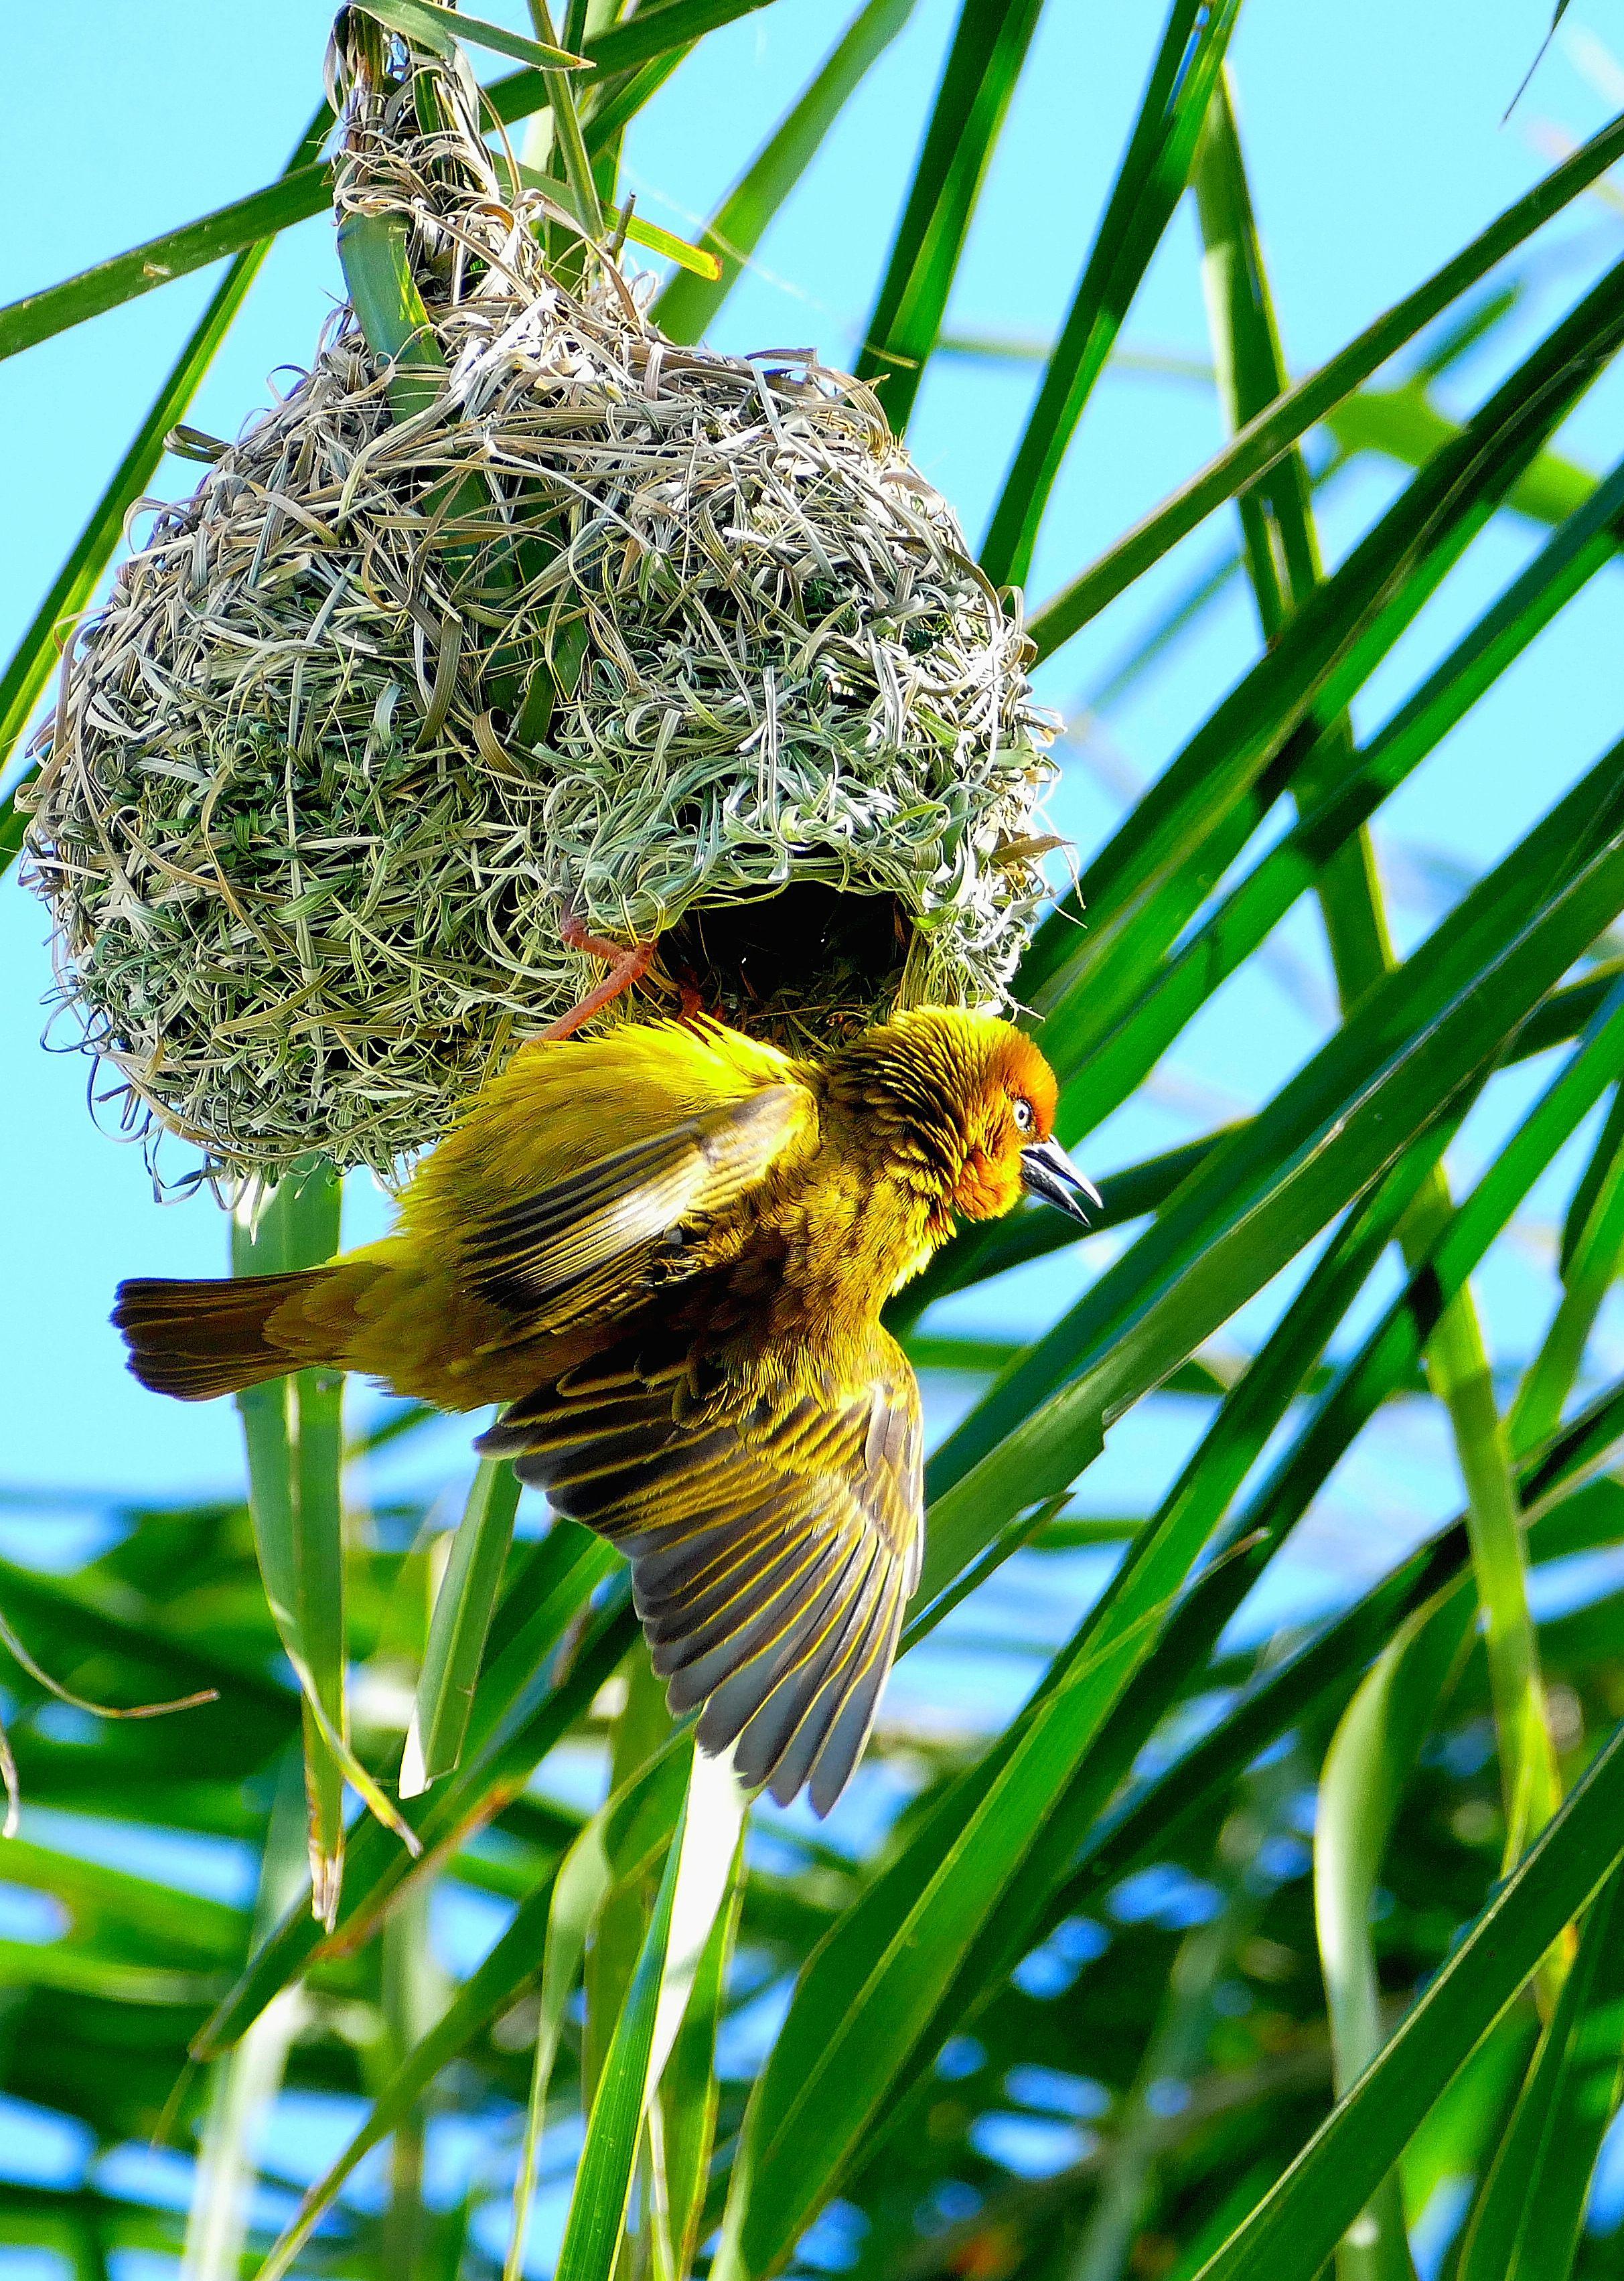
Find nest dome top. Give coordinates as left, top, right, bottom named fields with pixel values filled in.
left=23, top=27, right=1058, bottom=1180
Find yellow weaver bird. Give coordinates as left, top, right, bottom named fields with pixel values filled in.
left=115, top=1009, right=1096, bottom=1814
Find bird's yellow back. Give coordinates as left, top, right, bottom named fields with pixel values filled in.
left=398, top=1016, right=806, bottom=1253
left=331, top=1017, right=816, bottom=1408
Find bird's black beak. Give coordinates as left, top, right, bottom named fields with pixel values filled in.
left=1019, top=1134, right=1103, bottom=1225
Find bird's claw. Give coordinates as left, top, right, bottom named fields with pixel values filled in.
left=540, top=909, right=659, bottom=1039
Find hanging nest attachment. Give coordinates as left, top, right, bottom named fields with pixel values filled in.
left=24, top=20, right=1058, bottom=1179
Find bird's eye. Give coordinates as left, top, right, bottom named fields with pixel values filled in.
left=1011, top=1096, right=1035, bottom=1135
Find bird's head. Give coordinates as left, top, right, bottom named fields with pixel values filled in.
left=835, top=1009, right=1100, bottom=1228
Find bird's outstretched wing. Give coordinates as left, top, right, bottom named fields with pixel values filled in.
left=461, top=1082, right=812, bottom=1331
left=478, top=1328, right=923, bottom=1815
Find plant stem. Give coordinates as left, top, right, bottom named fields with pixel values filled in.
left=1067, top=1744, right=1305, bottom=2281
left=180, top=1752, right=309, bottom=2281
left=381, top=1875, right=447, bottom=2281
left=232, top=1159, right=348, bottom=1925
left=1192, top=71, right=1559, bottom=1883
left=586, top=1646, right=675, bottom=2106
left=528, top=0, right=605, bottom=238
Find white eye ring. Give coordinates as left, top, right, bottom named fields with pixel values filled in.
left=1012, top=1097, right=1035, bottom=1134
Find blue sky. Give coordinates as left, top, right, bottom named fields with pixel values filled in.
left=2, top=0, right=1622, bottom=1594
left=5, top=0, right=1624, bottom=2263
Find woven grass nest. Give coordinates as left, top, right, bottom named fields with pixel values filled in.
left=24, top=25, right=1058, bottom=1180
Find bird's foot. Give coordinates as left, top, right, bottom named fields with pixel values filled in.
left=540, top=910, right=659, bottom=1040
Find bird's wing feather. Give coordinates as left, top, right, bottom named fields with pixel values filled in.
left=479, top=1327, right=922, bottom=1814
left=461, top=1082, right=812, bottom=1329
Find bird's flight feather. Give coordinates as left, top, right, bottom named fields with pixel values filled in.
left=111, top=1008, right=1089, bottom=1814
left=462, top=1082, right=809, bottom=1327
left=479, top=1324, right=921, bottom=1815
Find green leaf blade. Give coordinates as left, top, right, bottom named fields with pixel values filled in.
left=400, top=1459, right=522, bottom=1797
left=853, top=0, right=1045, bottom=433
left=1028, top=108, right=1624, bottom=656
left=1190, top=1719, right=1624, bottom=2281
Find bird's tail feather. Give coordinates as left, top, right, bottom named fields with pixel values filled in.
left=113, top=1270, right=347, bottom=1400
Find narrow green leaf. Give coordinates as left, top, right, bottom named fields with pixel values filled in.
left=1513, top=960, right=1624, bottom=1061
left=1201, top=59, right=1561, bottom=1880
left=581, top=51, right=693, bottom=152
left=0, top=99, right=329, bottom=786
left=0, top=169, right=338, bottom=364
left=506, top=1733, right=693, bottom=2281
left=256, top=1864, right=559, bottom=2280
left=1509, top=1084, right=1624, bottom=1454
left=559, top=0, right=776, bottom=80
left=1455, top=1861, right=1624, bottom=2281
left=499, top=156, right=719, bottom=275
left=846, top=1134, right=1474, bottom=2168
left=1188, top=1716, right=1624, bottom=2281
left=524, top=0, right=606, bottom=241
left=1315, top=1602, right=1470, bottom=2281
left=1505, top=1, right=1574, bottom=123
left=192, top=1538, right=630, bottom=2055
left=928, top=752, right=1624, bottom=1587
left=1560, top=1080, right=1624, bottom=1275
left=614, top=209, right=721, bottom=279
left=181, top=1757, right=309, bottom=2281
left=853, top=0, right=1045, bottom=431
left=1406, top=1163, right=1563, bottom=1868
left=1041, top=450, right=1624, bottom=1130
left=938, top=333, right=1598, bottom=527
left=720, top=1512, right=1288, bottom=2277
left=1076, top=529, right=1254, bottom=723
left=721, top=1633, right=1154, bottom=2272
left=1028, top=107, right=1624, bottom=657
left=329, top=194, right=514, bottom=623
left=255, top=1736, right=692, bottom=2281
left=1053, top=1447, right=1624, bottom=1944
left=231, top=1166, right=348, bottom=1926
left=556, top=1747, right=747, bottom=2281
left=721, top=1128, right=1471, bottom=2280
left=1051, top=357, right=1605, bottom=735
left=980, top=0, right=1243, bottom=586
left=1324, top=384, right=1597, bottom=522
left=661, top=1846, right=744, bottom=2279
left=653, top=0, right=916, bottom=343
left=1164, top=977, right=1624, bottom=1664
left=400, top=1459, right=522, bottom=1797
left=0, top=1840, right=248, bottom=1962
left=377, top=1879, right=444, bottom=2269
left=1024, top=252, right=1624, bottom=1019
left=1070, top=1749, right=1306, bottom=2281
left=356, top=0, right=591, bottom=70
left=334, top=209, right=447, bottom=417
left=1193, top=68, right=1333, bottom=636
left=0, top=2, right=775, bottom=362
left=546, top=1848, right=687, bottom=2281
left=586, top=1649, right=678, bottom=2102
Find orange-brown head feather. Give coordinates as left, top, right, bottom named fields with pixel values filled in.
left=826, top=1008, right=1065, bottom=1225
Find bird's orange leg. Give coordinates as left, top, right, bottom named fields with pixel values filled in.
left=540, top=911, right=658, bottom=1041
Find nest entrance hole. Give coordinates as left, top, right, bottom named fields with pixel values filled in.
left=658, top=883, right=910, bottom=1051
